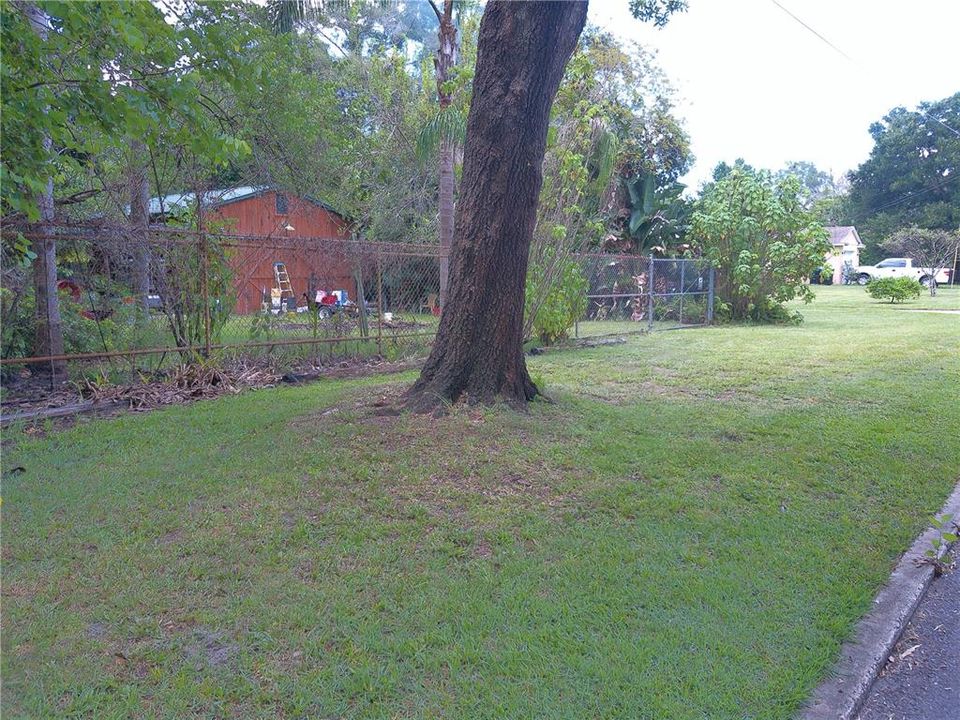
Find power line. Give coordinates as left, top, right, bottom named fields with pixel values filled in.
left=768, top=0, right=852, bottom=62
left=852, top=172, right=957, bottom=220
left=769, top=0, right=960, bottom=140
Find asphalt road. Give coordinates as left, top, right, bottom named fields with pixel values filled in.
left=858, top=549, right=959, bottom=720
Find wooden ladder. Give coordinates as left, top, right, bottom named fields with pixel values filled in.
left=273, top=262, right=295, bottom=300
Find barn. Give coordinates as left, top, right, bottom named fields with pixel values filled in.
left=149, top=185, right=357, bottom=314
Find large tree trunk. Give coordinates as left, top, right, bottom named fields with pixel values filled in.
left=26, top=3, right=66, bottom=380
left=434, top=0, right=457, bottom=308
left=128, top=139, right=152, bottom=313
left=407, top=0, right=588, bottom=409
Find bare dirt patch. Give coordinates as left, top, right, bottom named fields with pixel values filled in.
left=294, top=387, right=582, bottom=523
left=182, top=627, right=238, bottom=669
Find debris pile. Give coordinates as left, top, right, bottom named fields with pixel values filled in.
left=77, top=361, right=281, bottom=409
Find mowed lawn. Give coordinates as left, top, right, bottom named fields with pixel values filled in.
left=3, top=286, right=959, bottom=719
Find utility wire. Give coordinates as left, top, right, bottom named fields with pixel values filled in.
left=769, top=0, right=960, bottom=139
left=768, top=0, right=853, bottom=62
left=850, top=172, right=957, bottom=221
left=767, top=1, right=960, bottom=226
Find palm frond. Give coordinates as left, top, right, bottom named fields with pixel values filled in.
left=267, top=0, right=325, bottom=34
left=590, top=126, right=620, bottom=196
left=415, top=107, right=467, bottom=161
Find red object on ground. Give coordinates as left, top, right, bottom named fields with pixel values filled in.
left=56, top=279, right=81, bottom=301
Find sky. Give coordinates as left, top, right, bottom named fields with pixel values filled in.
left=588, top=0, right=960, bottom=193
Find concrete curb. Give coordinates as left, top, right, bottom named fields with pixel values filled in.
left=799, top=480, right=960, bottom=720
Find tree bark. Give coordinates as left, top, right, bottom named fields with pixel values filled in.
left=128, top=139, right=152, bottom=313
left=435, top=0, right=457, bottom=308
left=407, top=0, right=588, bottom=409
left=26, top=3, right=66, bottom=380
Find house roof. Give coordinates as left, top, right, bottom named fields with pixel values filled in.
left=825, top=225, right=864, bottom=248
left=148, top=185, right=343, bottom=218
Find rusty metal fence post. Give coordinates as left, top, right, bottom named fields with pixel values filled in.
left=198, top=222, right=212, bottom=359
left=707, top=265, right=716, bottom=324
left=376, top=247, right=384, bottom=357
left=647, top=254, right=655, bottom=332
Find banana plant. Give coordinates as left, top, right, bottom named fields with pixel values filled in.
left=623, top=172, right=690, bottom=253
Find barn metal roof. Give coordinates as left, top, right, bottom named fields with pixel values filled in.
left=147, top=185, right=342, bottom=218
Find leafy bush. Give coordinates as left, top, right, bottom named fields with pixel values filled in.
left=525, top=253, right=589, bottom=345
left=690, top=169, right=830, bottom=323
left=1, top=285, right=125, bottom=359
left=866, top=277, right=922, bottom=303
left=819, top=264, right=834, bottom=285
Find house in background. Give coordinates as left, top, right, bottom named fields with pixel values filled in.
left=824, top=226, right=864, bottom=284
left=148, top=185, right=356, bottom=313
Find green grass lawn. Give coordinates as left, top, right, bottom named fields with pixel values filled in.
left=3, top=286, right=959, bottom=719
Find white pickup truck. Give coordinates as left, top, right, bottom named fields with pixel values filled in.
left=855, top=258, right=952, bottom=287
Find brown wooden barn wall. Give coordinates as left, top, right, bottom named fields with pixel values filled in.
left=210, top=191, right=356, bottom=314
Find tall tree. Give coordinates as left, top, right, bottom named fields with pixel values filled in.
left=429, top=0, right=457, bottom=308
left=23, top=3, right=65, bottom=377
left=128, top=139, right=152, bottom=313
left=848, top=93, right=960, bottom=262
left=406, top=0, right=589, bottom=409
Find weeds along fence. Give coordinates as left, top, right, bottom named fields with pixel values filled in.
left=1, top=224, right=713, bottom=385
left=1, top=223, right=442, bottom=382
left=574, top=254, right=714, bottom=337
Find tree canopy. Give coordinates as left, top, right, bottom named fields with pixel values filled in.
left=0, top=1, right=254, bottom=223
left=847, top=92, right=960, bottom=262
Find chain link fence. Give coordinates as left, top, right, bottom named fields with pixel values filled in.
left=1, top=223, right=441, bottom=381
left=2, top=225, right=713, bottom=387
left=575, top=254, right=714, bottom=337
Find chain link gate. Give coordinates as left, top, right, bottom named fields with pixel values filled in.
left=575, top=254, right=714, bottom=338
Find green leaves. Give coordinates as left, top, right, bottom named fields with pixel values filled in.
left=525, top=248, right=589, bottom=346
left=1, top=1, right=255, bottom=220
left=865, top=277, right=922, bottom=304
left=691, top=169, right=830, bottom=322
left=415, top=107, right=467, bottom=162
left=849, top=93, right=960, bottom=262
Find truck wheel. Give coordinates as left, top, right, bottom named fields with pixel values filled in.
left=919, top=276, right=933, bottom=288
left=856, top=273, right=871, bottom=285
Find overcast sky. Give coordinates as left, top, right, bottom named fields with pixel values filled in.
left=588, top=0, right=960, bottom=193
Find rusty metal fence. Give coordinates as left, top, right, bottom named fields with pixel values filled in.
left=2, top=224, right=713, bottom=385
left=1, top=223, right=442, bottom=381
left=575, top=254, right=714, bottom=337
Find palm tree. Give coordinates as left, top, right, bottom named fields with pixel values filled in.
left=420, top=0, right=466, bottom=308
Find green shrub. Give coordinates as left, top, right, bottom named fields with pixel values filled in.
left=525, top=253, right=589, bottom=346
left=866, top=277, right=922, bottom=303
left=690, top=169, right=830, bottom=323
left=1, top=285, right=124, bottom=359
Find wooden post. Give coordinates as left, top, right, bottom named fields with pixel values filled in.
left=197, top=189, right=211, bottom=359
left=376, top=247, right=384, bottom=357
